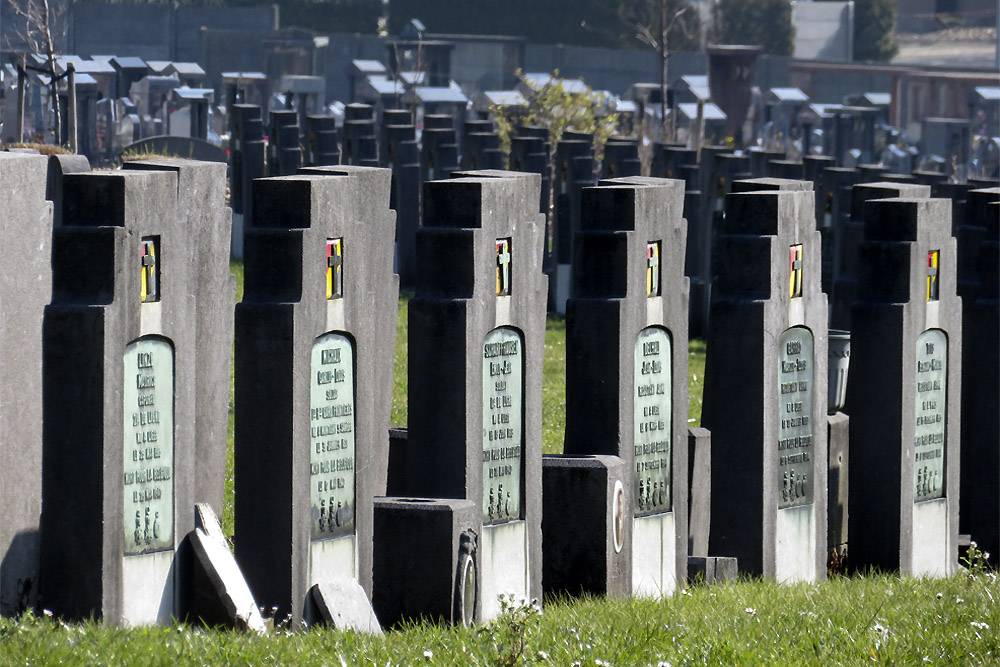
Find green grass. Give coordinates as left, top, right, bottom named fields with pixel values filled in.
left=3, top=569, right=998, bottom=664
left=25, top=263, right=986, bottom=663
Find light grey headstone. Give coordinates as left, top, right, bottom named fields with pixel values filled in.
left=847, top=197, right=961, bottom=577
left=189, top=526, right=266, bottom=634
left=308, top=580, right=382, bottom=634
left=0, top=153, right=52, bottom=617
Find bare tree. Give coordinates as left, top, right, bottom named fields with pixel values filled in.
left=618, top=0, right=699, bottom=141
left=5, top=0, right=68, bottom=143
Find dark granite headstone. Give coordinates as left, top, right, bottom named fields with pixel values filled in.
left=305, top=115, right=340, bottom=167
left=830, top=182, right=930, bottom=330
left=560, top=176, right=690, bottom=596
left=702, top=186, right=829, bottom=582
left=268, top=110, right=302, bottom=176
left=0, top=154, right=52, bottom=617
left=40, top=169, right=197, bottom=624
left=373, top=498, right=480, bottom=627
left=818, top=167, right=859, bottom=297
left=542, top=455, right=629, bottom=597
left=234, top=167, right=397, bottom=624
left=847, top=197, right=961, bottom=576
left=230, top=104, right=266, bottom=258
left=958, top=190, right=999, bottom=563
left=400, top=170, right=546, bottom=621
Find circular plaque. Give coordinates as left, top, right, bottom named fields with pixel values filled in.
left=612, top=479, right=625, bottom=554
left=458, top=552, right=477, bottom=627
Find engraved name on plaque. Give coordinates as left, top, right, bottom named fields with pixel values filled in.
left=914, top=329, right=947, bottom=502
left=123, top=337, right=175, bottom=556
left=482, top=327, right=524, bottom=524
left=778, top=327, right=814, bottom=509
left=310, top=332, right=356, bottom=540
left=633, top=326, right=672, bottom=516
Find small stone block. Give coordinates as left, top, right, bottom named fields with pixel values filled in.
left=372, top=498, right=480, bottom=627
left=308, top=581, right=382, bottom=635
left=687, top=427, right=712, bottom=558
left=541, top=455, right=629, bottom=598
left=687, top=557, right=738, bottom=585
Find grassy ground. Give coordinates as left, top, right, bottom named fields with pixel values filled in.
left=9, top=264, right=990, bottom=663
left=3, top=566, right=997, bottom=665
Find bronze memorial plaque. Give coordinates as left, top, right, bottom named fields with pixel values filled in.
left=482, top=327, right=523, bottom=524
left=778, top=327, right=814, bottom=509
left=123, top=337, right=175, bottom=556
left=310, top=332, right=356, bottom=540
left=914, top=329, right=947, bottom=502
left=633, top=326, right=672, bottom=516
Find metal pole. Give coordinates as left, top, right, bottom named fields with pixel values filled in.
left=16, top=64, right=26, bottom=144
left=67, top=64, right=78, bottom=152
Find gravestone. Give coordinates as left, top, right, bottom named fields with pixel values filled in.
left=702, top=186, right=829, bottom=582
left=767, top=160, right=804, bottom=180
left=558, top=176, right=690, bottom=597
left=687, top=428, right=712, bottom=558
left=847, top=197, right=961, bottom=575
left=818, top=167, right=859, bottom=297
left=45, top=153, right=90, bottom=227
left=268, top=110, right=302, bottom=176
left=421, top=114, right=460, bottom=183
left=601, top=140, right=641, bottom=179
left=234, top=167, right=397, bottom=624
left=230, top=104, right=266, bottom=258
left=399, top=170, right=546, bottom=621
left=0, top=153, right=52, bottom=617
left=373, top=498, right=480, bottom=627
left=40, top=169, right=197, bottom=624
left=342, top=104, right=378, bottom=167
left=187, top=504, right=266, bottom=633
left=509, top=133, right=549, bottom=217
left=682, top=182, right=710, bottom=339
left=300, top=164, right=400, bottom=498
left=957, top=189, right=999, bottom=563
left=705, top=152, right=752, bottom=290
left=748, top=149, right=785, bottom=178
left=542, top=455, right=628, bottom=597
left=123, top=158, right=236, bottom=516
left=305, top=115, right=339, bottom=167
left=653, top=145, right=696, bottom=180
left=830, top=182, right=930, bottom=331
left=552, top=152, right=597, bottom=313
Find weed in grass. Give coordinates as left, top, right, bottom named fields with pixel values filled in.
left=479, top=595, right=542, bottom=666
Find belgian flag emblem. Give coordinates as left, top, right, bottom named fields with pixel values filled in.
left=327, top=238, right=343, bottom=300
left=788, top=245, right=803, bottom=299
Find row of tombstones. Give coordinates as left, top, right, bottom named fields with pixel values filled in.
left=227, top=102, right=997, bottom=335
left=0, top=151, right=997, bottom=630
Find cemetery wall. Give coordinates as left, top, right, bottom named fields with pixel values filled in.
left=0, top=2, right=278, bottom=62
